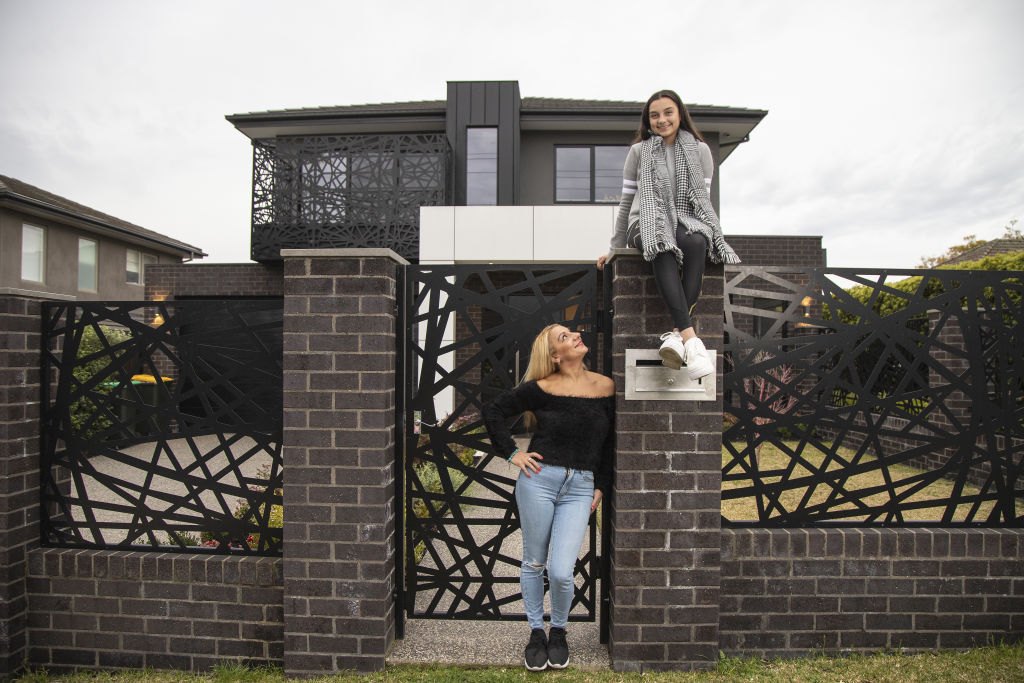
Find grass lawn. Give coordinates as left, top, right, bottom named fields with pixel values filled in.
left=15, top=642, right=1024, bottom=682
left=722, top=440, right=1020, bottom=523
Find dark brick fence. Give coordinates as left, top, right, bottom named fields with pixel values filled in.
left=0, top=251, right=1020, bottom=677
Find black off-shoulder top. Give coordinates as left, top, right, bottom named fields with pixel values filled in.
left=482, top=380, right=615, bottom=494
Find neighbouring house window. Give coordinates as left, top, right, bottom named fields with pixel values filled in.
left=555, top=145, right=630, bottom=203
left=21, top=224, right=45, bottom=283
left=466, top=127, right=497, bottom=205
left=126, top=250, right=157, bottom=285
left=78, top=238, right=97, bottom=291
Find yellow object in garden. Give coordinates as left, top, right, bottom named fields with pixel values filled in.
left=131, top=374, right=173, bottom=384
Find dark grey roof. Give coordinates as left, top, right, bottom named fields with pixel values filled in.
left=941, top=238, right=1024, bottom=265
left=0, top=174, right=206, bottom=257
left=227, top=96, right=766, bottom=120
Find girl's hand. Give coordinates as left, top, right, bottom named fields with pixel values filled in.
left=512, top=451, right=543, bottom=477
left=591, top=488, right=603, bottom=512
left=596, top=253, right=609, bottom=270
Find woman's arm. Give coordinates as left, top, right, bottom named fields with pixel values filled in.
left=699, top=141, right=714, bottom=196
left=594, top=397, right=615, bottom=496
left=609, top=144, right=640, bottom=251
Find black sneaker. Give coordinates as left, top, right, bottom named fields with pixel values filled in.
left=547, top=626, right=569, bottom=669
left=524, top=628, right=548, bottom=671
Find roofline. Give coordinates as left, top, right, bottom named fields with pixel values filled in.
left=0, top=191, right=207, bottom=259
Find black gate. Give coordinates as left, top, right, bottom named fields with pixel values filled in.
left=396, top=264, right=611, bottom=638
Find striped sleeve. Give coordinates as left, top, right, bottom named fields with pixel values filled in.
left=610, top=144, right=640, bottom=249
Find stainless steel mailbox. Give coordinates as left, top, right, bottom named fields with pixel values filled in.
left=624, top=348, right=716, bottom=401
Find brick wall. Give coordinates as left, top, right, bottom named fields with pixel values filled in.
left=26, top=549, right=282, bottom=672
left=280, top=249, right=402, bottom=675
left=727, top=235, right=826, bottom=268
left=145, top=263, right=283, bottom=299
left=721, top=528, right=1024, bottom=655
left=0, top=295, right=43, bottom=675
left=607, top=251, right=724, bottom=672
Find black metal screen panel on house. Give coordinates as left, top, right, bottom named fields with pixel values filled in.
left=397, top=264, right=610, bottom=627
left=251, top=133, right=450, bottom=262
left=40, top=300, right=283, bottom=555
left=722, top=267, right=1023, bottom=527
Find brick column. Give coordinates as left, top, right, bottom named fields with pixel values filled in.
left=0, top=295, right=46, bottom=677
left=606, top=250, right=723, bottom=672
left=280, top=249, right=404, bottom=675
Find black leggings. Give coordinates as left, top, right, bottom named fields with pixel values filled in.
left=651, top=230, right=708, bottom=331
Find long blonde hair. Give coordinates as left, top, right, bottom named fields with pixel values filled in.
left=519, top=324, right=560, bottom=431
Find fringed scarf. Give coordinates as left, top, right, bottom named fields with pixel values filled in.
left=637, top=131, right=741, bottom=265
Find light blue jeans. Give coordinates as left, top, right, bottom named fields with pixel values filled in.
left=515, top=465, right=594, bottom=629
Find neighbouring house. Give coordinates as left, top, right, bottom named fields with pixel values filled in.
left=226, top=80, right=822, bottom=267
left=938, top=236, right=1024, bottom=265
left=0, top=174, right=205, bottom=301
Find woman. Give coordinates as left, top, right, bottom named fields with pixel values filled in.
left=482, top=323, right=614, bottom=671
left=597, top=89, right=740, bottom=380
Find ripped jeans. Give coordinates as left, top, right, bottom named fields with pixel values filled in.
left=515, top=465, right=594, bottom=629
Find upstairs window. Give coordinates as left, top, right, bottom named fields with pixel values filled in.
left=555, top=145, right=630, bottom=203
left=21, top=224, right=45, bottom=283
left=466, top=127, right=497, bottom=205
left=78, top=238, right=97, bottom=291
left=126, top=249, right=157, bottom=285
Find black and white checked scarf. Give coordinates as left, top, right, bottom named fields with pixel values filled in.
left=637, top=131, right=741, bottom=265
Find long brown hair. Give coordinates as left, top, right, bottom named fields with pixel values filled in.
left=519, top=324, right=560, bottom=431
left=633, top=89, right=705, bottom=144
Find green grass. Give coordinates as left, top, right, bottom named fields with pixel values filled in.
left=15, top=642, right=1024, bottom=681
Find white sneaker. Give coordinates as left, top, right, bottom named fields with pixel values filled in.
left=659, top=331, right=685, bottom=370
left=682, top=337, right=714, bottom=381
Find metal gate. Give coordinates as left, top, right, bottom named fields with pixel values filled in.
left=396, top=264, right=611, bottom=638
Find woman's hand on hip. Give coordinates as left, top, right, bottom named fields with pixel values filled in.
left=591, top=488, right=603, bottom=512
left=512, top=451, right=543, bottom=477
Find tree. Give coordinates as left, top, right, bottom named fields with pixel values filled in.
left=917, top=218, right=1021, bottom=268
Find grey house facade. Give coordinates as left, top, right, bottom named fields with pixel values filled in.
left=0, top=175, right=205, bottom=301
left=227, top=80, right=775, bottom=264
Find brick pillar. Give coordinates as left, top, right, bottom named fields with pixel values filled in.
left=0, top=295, right=45, bottom=677
left=280, top=249, right=404, bottom=675
left=606, top=250, right=723, bottom=672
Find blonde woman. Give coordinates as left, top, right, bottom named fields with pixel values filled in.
left=482, top=323, right=614, bottom=671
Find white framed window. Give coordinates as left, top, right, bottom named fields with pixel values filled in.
left=78, top=238, right=98, bottom=291
left=21, top=224, right=45, bottom=283
left=126, top=249, right=157, bottom=285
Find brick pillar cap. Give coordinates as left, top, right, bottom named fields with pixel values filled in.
left=606, top=248, right=642, bottom=266
left=280, top=248, right=409, bottom=265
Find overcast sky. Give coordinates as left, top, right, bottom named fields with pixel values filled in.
left=1, top=0, right=1022, bottom=267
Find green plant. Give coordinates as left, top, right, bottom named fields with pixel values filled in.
left=201, top=462, right=282, bottom=551
left=69, top=324, right=133, bottom=440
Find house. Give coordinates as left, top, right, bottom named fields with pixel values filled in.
left=939, top=237, right=1024, bottom=266
left=0, top=174, right=205, bottom=300
left=226, top=80, right=799, bottom=265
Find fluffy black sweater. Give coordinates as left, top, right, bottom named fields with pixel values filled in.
left=482, top=380, right=615, bottom=494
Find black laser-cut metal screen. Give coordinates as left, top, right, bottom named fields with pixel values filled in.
left=722, top=267, right=1023, bottom=526
left=251, top=133, right=450, bottom=262
left=40, top=299, right=283, bottom=555
left=397, top=264, right=610, bottom=628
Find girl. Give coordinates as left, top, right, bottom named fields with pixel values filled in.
left=597, top=89, right=740, bottom=379
left=482, top=324, right=614, bottom=671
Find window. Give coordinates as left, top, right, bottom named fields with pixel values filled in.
left=466, top=127, right=497, bottom=205
left=555, top=145, right=630, bottom=203
left=126, top=249, right=157, bottom=285
left=21, top=224, right=45, bottom=282
left=78, top=238, right=97, bottom=291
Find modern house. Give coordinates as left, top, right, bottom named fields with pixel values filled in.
left=0, top=174, right=205, bottom=301
left=226, top=80, right=822, bottom=267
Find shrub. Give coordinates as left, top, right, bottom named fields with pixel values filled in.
left=69, top=325, right=133, bottom=440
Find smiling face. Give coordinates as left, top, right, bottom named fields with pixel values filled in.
left=648, top=97, right=681, bottom=145
left=548, top=325, right=587, bottom=364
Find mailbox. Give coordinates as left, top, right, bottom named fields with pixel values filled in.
left=624, top=348, right=716, bottom=401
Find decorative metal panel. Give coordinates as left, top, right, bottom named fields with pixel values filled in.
left=399, top=264, right=609, bottom=622
left=251, top=134, right=450, bottom=262
left=722, top=267, right=1023, bottom=526
left=40, top=300, right=283, bottom=554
